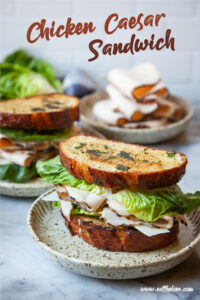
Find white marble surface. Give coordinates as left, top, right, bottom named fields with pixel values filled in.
left=0, top=103, right=200, bottom=300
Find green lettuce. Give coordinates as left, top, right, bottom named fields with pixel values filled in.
left=37, top=156, right=200, bottom=223
left=52, top=201, right=61, bottom=208
left=0, top=163, right=37, bottom=183
left=36, top=156, right=106, bottom=195
left=111, top=187, right=200, bottom=222
left=4, top=50, right=62, bottom=91
left=52, top=201, right=100, bottom=217
left=0, top=64, right=56, bottom=100
left=1, top=126, right=73, bottom=142
left=71, top=189, right=200, bottom=222
left=71, top=206, right=100, bottom=217
left=0, top=50, right=62, bottom=100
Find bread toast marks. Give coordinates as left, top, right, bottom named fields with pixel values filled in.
left=59, top=135, right=187, bottom=189
left=64, top=214, right=179, bottom=252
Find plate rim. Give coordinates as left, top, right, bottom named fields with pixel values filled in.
left=0, top=178, right=52, bottom=189
left=81, top=91, right=194, bottom=133
left=27, top=188, right=200, bottom=270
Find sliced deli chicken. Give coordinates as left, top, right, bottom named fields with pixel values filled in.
left=106, top=85, right=158, bottom=119
left=0, top=134, right=58, bottom=166
left=55, top=185, right=177, bottom=231
left=93, top=63, right=184, bottom=128
left=65, top=185, right=106, bottom=212
left=60, top=200, right=73, bottom=221
left=122, top=119, right=168, bottom=129
left=107, top=62, right=167, bottom=100
left=92, top=99, right=127, bottom=126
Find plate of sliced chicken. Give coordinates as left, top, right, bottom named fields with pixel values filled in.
left=81, top=63, right=193, bottom=144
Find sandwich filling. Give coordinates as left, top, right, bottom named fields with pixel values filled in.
left=37, top=156, right=200, bottom=237
left=56, top=184, right=177, bottom=231
left=0, top=126, right=80, bottom=182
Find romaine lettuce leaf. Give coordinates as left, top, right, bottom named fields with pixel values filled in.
left=52, top=201, right=100, bottom=217
left=1, top=126, right=73, bottom=142
left=37, top=156, right=200, bottom=223
left=52, top=201, right=61, bottom=208
left=0, top=163, right=37, bottom=183
left=36, top=156, right=106, bottom=195
left=111, top=188, right=200, bottom=222
left=72, top=206, right=100, bottom=217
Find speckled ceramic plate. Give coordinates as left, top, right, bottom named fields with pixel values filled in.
left=27, top=189, right=200, bottom=279
left=0, top=127, right=105, bottom=198
left=81, top=91, right=194, bottom=144
left=0, top=179, right=52, bottom=198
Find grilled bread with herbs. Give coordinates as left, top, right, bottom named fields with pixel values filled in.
left=0, top=93, right=79, bottom=130
left=64, top=213, right=179, bottom=252
left=59, top=135, right=187, bottom=189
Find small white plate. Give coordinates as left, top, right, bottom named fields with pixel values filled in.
left=0, top=127, right=105, bottom=198
left=81, top=91, right=194, bottom=144
left=27, top=189, right=200, bottom=279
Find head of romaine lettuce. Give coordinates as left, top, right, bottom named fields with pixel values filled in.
left=36, top=156, right=200, bottom=223
left=0, top=50, right=62, bottom=100
left=4, top=50, right=61, bottom=91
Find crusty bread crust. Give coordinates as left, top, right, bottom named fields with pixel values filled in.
left=0, top=93, right=79, bottom=130
left=63, top=214, right=179, bottom=252
left=59, top=135, right=187, bottom=189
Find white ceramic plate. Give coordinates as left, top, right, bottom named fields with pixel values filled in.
left=27, top=189, right=200, bottom=279
left=0, top=127, right=105, bottom=198
left=81, top=91, right=194, bottom=144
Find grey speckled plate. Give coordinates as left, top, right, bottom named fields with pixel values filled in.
left=0, top=179, right=52, bottom=198
left=27, top=189, right=200, bottom=279
left=0, top=127, right=105, bottom=198
left=81, top=91, right=194, bottom=144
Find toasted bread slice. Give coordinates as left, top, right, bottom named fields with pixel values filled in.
left=64, top=213, right=179, bottom=252
left=0, top=93, right=79, bottom=130
left=59, top=135, right=187, bottom=189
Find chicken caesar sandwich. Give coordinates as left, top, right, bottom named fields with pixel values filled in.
left=37, top=136, right=200, bottom=252
left=0, top=93, right=79, bottom=183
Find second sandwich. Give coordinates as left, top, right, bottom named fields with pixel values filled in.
left=0, top=93, right=79, bottom=183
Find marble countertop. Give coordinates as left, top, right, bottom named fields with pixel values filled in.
left=0, top=103, right=200, bottom=300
